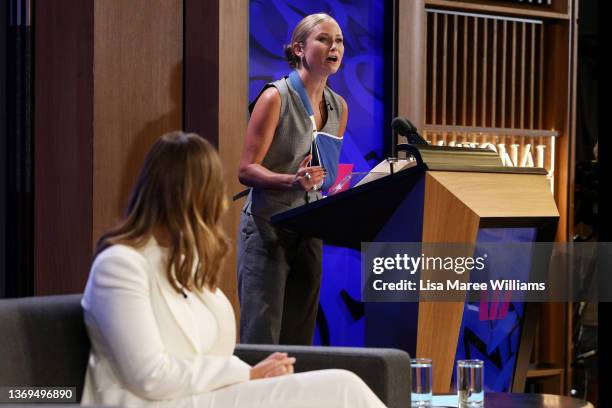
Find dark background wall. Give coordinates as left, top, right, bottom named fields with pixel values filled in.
left=34, top=0, right=93, bottom=296
left=572, top=0, right=598, bottom=243
left=1, top=1, right=7, bottom=297
left=4, top=0, right=34, bottom=298
left=576, top=0, right=597, bottom=163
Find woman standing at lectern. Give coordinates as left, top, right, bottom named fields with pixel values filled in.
left=237, top=13, right=348, bottom=344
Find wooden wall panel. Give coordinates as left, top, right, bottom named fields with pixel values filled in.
left=184, top=0, right=219, bottom=147
left=34, top=0, right=93, bottom=295
left=542, top=21, right=570, bottom=241
left=184, top=0, right=247, bottom=320
left=398, top=0, right=427, bottom=130
left=425, top=0, right=569, bottom=19
left=425, top=11, right=545, bottom=130
left=93, top=0, right=183, bottom=246
left=218, top=0, right=248, bottom=317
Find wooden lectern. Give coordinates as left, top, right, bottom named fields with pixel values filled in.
left=272, top=145, right=559, bottom=393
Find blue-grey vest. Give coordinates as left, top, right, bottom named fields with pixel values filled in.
left=244, top=77, right=343, bottom=220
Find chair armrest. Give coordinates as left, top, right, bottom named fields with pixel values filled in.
left=235, top=344, right=410, bottom=408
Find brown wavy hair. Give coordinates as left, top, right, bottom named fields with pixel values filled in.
left=95, top=131, right=229, bottom=293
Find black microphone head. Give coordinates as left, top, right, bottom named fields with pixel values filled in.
left=404, top=118, right=417, bottom=132
left=390, top=117, right=416, bottom=136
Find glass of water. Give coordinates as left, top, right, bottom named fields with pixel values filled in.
left=456, top=359, right=484, bottom=408
left=411, top=358, right=432, bottom=407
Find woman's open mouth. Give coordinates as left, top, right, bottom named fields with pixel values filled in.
left=326, top=56, right=339, bottom=63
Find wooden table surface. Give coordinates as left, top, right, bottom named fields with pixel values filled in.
left=432, top=393, right=594, bottom=407
left=484, top=393, right=594, bottom=408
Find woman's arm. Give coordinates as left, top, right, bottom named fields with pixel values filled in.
left=83, top=247, right=251, bottom=401
left=338, top=95, right=348, bottom=138
left=238, top=87, right=325, bottom=191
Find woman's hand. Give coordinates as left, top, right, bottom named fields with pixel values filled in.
left=249, top=352, right=296, bottom=380
left=293, top=155, right=326, bottom=191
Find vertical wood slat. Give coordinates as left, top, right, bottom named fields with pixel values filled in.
left=501, top=20, right=507, bottom=128
left=537, top=26, right=543, bottom=134
left=481, top=18, right=487, bottom=127
left=452, top=14, right=458, bottom=125
left=491, top=19, right=498, bottom=128
left=520, top=22, right=526, bottom=129
left=425, top=13, right=431, bottom=125
left=442, top=14, right=448, bottom=125
left=432, top=13, right=438, bottom=125
left=472, top=17, right=478, bottom=125
left=538, top=24, right=544, bottom=129
left=510, top=21, right=517, bottom=132
left=530, top=24, right=536, bottom=129
left=462, top=15, right=468, bottom=125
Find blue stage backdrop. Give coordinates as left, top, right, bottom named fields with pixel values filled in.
left=249, top=0, right=386, bottom=346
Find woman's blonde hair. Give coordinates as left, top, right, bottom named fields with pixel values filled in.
left=284, top=13, right=337, bottom=68
left=95, top=131, right=229, bottom=293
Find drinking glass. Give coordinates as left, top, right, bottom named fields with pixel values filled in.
left=456, top=359, right=484, bottom=408
left=411, top=358, right=432, bottom=407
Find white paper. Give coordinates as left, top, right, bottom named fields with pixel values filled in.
left=354, top=158, right=416, bottom=187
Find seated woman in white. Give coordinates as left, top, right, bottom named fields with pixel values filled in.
left=81, top=131, right=386, bottom=408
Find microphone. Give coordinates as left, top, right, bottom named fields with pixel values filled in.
left=391, top=117, right=417, bottom=136
left=390, top=117, right=428, bottom=154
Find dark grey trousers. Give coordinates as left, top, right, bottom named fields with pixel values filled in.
left=237, top=210, right=322, bottom=345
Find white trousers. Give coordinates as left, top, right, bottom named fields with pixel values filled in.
left=123, top=369, right=387, bottom=408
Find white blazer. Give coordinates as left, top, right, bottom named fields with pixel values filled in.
left=81, top=239, right=251, bottom=407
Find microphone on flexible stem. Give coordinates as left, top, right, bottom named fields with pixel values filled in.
left=389, top=117, right=428, bottom=173
left=391, top=117, right=427, bottom=146
left=390, top=125, right=398, bottom=160
left=389, top=117, right=413, bottom=171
